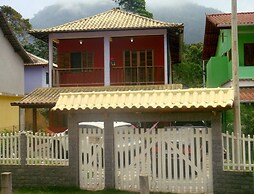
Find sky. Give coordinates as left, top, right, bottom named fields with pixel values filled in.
left=0, top=0, right=253, bottom=19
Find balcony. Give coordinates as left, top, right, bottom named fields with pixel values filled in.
left=53, top=66, right=164, bottom=87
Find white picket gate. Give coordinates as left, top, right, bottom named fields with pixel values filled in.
left=78, top=125, right=213, bottom=193
left=115, top=125, right=213, bottom=193
left=79, top=126, right=104, bottom=190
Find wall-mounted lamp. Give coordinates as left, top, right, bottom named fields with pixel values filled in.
left=79, top=40, right=83, bottom=45
left=130, top=37, right=134, bottom=42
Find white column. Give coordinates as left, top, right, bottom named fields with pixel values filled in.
left=164, top=32, right=169, bottom=84
left=48, top=35, right=53, bottom=87
left=104, top=35, right=110, bottom=86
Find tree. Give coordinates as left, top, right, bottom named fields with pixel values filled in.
left=0, top=6, right=53, bottom=61
left=172, top=43, right=203, bottom=88
left=0, top=5, right=32, bottom=45
left=24, top=39, right=49, bottom=61
left=113, top=0, right=153, bottom=18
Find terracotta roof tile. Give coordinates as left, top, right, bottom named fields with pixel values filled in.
left=240, top=88, right=254, bottom=102
left=25, top=52, right=48, bottom=66
left=12, top=84, right=182, bottom=107
left=30, top=8, right=183, bottom=34
left=25, top=52, right=57, bottom=67
left=207, top=12, right=254, bottom=27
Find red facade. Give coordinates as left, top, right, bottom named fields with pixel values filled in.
left=55, top=35, right=165, bottom=86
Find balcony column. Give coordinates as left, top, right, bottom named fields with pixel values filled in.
left=48, top=34, right=53, bottom=87
left=164, top=32, right=169, bottom=84
left=104, top=35, right=110, bottom=86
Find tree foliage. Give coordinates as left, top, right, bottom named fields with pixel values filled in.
left=224, top=104, right=254, bottom=136
left=0, top=6, right=53, bottom=61
left=24, top=39, right=49, bottom=61
left=172, top=43, right=203, bottom=88
left=113, top=0, right=153, bottom=18
left=241, top=104, right=254, bottom=136
left=0, top=5, right=32, bottom=45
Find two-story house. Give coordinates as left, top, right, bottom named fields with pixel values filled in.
left=0, top=10, right=32, bottom=131
left=203, top=12, right=254, bottom=99
left=203, top=12, right=254, bottom=131
left=14, top=8, right=184, bottom=132
left=9, top=9, right=242, bottom=194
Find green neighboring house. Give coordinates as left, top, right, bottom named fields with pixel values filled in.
left=203, top=12, right=254, bottom=90
left=203, top=12, right=254, bottom=133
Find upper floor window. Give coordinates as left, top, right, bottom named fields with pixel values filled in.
left=59, top=51, right=94, bottom=71
left=244, top=43, right=254, bottom=66
left=70, top=52, right=82, bottom=71
left=124, top=49, right=154, bottom=84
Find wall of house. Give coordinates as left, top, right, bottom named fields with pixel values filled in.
left=110, top=35, right=164, bottom=84
left=25, top=66, right=48, bottom=94
left=56, top=36, right=164, bottom=85
left=58, top=38, right=104, bottom=68
left=238, top=27, right=254, bottom=67
left=0, top=29, right=24, bottom=95
left=207, top=26, right=254, bottom=87
left=57, top=38, right=104, bottom=86
left=0, top=95, right=21, bottom=131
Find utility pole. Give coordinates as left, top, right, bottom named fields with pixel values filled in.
left=231, top=0, right=241, bottom=169
left=231, top=0, right=241, bottom=135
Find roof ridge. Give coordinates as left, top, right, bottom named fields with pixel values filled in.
left=30, top=8, right=183, bottom=33
left=35, top=10, right=114, bottom=32
left=114, top=8, right=182, bottom=26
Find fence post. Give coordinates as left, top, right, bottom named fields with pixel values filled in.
left=1, top=172, right=12, bottom=194
left=104, top=119, right=115, bottom=189
left=20, top=132, right=27, bottom=166
left=139, top=174, right=149, bottom=194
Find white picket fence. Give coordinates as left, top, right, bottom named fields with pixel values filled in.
left=0, top=131, right=69, bottom=166
left=0, top=132, right=20, bottom=165
left=26, top=131, right=69, bottom=165
left=222, top=131, right=254, bottom=171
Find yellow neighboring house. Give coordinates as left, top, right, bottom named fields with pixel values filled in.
left=0, top=11, right=32, bottom=132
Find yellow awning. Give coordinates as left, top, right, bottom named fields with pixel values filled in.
left=52, top=88, right=234, bottom=112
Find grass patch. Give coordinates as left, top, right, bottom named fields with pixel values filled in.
left=11, top=187, right=173, bottom=194
left=12, top=187, right=137, bottom=194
